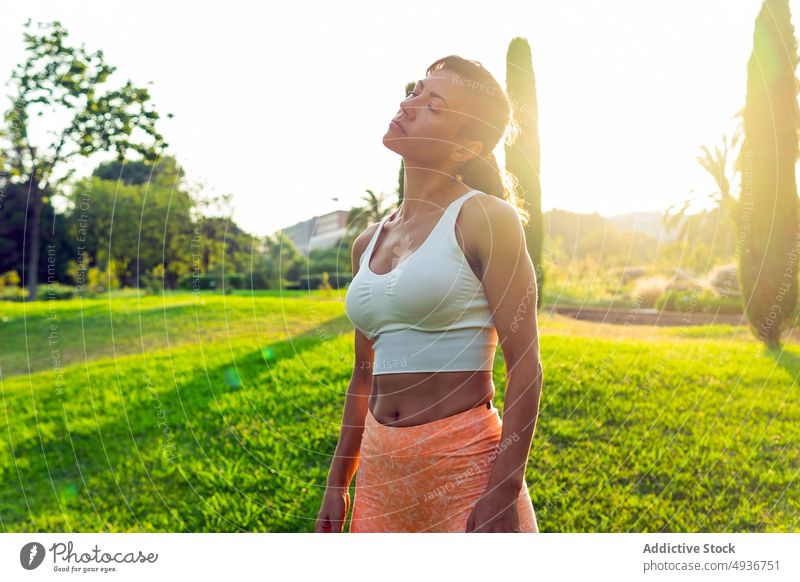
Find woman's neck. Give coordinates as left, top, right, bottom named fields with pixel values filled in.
left=398, top=165, right=471, bottom=222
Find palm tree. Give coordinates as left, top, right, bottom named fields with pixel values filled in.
left=343, top=189, right=395, bottom=251
left=663, top=114, right=743, bottom=257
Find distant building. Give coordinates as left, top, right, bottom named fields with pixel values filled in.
left=279, top=209, right=350, bottom=255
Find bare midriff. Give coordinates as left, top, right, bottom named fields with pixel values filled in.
left=368, top=370, right=495, bottom=427
left=365, top=199, right=493, bottom=428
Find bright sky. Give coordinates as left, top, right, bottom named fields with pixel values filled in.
left=2, top=1, right=799, bottom=237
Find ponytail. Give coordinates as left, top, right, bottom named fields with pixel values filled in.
left=452, top=143, right=529, bottom=229
left=428, top=55, right=531, bottom=227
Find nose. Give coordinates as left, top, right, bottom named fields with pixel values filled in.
left=399, top=95, right=416, bottom=120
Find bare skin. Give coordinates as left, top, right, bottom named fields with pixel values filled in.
left=365, top=68, right=498, bottom=427
left=362, top=187, right=496, bottom=427
left=315, top=68, right=543, bottom=533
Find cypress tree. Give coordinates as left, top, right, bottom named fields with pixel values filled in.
left=738, top=0, right=800, bottom=349
left=397, top=81, right=417, bottom=204
left=506, top=38, right=545, bottom=309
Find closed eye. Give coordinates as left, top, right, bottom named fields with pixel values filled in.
left=405, top=90, right=439, bottom=113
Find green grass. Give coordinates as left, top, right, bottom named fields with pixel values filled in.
left=0, top=289, right=346, bottom=377
left=0, top=292, right=798, bottom=532
left=659, top=323, right=751, bottom=339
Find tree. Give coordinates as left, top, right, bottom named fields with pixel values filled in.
left=64, top=166, right=195, bottom=289
left=193, top=215, right=259, bottom=276
left=257, top=231, right=305, bottom=287
left=397, top=80, right=416, bottom=204
left=737, top=0, right=799, bottom=349
left=92, top=156, right=182, bottom=186
left=0, top=179, right=74, bottom=285
left=505, top=37, right=545, bottom=309
left=0, top=20, right=170, bottom=299
left=664, top=120, right=743, bottom=258
left=343, top=189, right=394, bottom=254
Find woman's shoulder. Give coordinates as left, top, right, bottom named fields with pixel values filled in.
left=350, top=220, right=383, bottom=274
left=464, top=190, right=517, bottom=213
left=460, top=192, right=526, bottom=263
left=461, top=191, right=522, bottom=235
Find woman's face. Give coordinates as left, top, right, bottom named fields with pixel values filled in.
left=383, top=68, right=479, bottom=166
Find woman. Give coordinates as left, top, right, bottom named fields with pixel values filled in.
left=315, top=55, right=543, bottom=533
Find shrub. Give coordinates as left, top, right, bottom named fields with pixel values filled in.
left=298, top=272, right=352, bottom=290
left=631, top=276, right=670, bottom=308
left=0, top=270, right=21, bottom=289
left=141, top=264, right=166, bottom=294
left=36, top=284, right=76, bottom=300
left=76, top=262, right=122, bottom=296
left=243, top=271, right=271, bottom=290
left=609, top=265, right=648, bottom=284
left=707, top=263, right=740, bottom=296
left=0, top=286, right=28, bottom=302
left=141, top=273, right=165, bottom=294
left=319, top=272, right=334, bottom=292
left=655, top=288, right=742, bottom=315
left=177, top=273, right=245, bottom=291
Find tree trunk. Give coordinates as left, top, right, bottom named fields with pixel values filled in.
left=26, top=188, right=42, bottom=301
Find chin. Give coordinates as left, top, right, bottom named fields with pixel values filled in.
left=382, top=134, right=404, bottom=153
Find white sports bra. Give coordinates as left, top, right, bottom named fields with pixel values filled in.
left=344, top=189, right=498, bottom=376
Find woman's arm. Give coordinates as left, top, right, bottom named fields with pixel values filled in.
left=325, top=225, right=378, bottom=489
left=316, top=332, right=373, bottom=532
left=316, top=228, right=376, bottom=532
left=464, top=195, right=543, bottom=531
left=324, top=329, right=374, bottom=490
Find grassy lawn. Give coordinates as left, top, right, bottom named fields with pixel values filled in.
left=0, top=289, right=348, bottom=377
left=0, top=292, right=797, bottom=532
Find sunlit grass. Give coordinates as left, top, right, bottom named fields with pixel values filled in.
left=0, top=292, right=797, bottom=532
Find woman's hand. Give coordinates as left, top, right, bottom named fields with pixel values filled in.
left=465, top=490, right=521, bottom=533
left=314, top=486, right=351, bottom=533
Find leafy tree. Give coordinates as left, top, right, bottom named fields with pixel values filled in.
left=256, top=231, right=305, bottom=287
left=92, top=156, right=182, bottom=186
left=194, top=215, right=259, bottom=275
left=0, top=19, right=170, bottom=299
left=737, top=0, right=799, bottom=349
left=64, top=163, right=194, bottom=288
left=0, top=179, right=74, bottom=285
left=308, top=245, right=349, bottom=276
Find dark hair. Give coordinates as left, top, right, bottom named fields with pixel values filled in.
left=426, top=55, right=530, bottom=226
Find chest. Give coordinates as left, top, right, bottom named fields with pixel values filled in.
left=368, top=215, right=483, bottom=282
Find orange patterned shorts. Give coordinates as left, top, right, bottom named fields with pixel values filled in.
left=349, top=402, right=538, bottom=533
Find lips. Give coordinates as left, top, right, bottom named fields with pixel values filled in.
left=391, top=119, right=407, bottom=135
